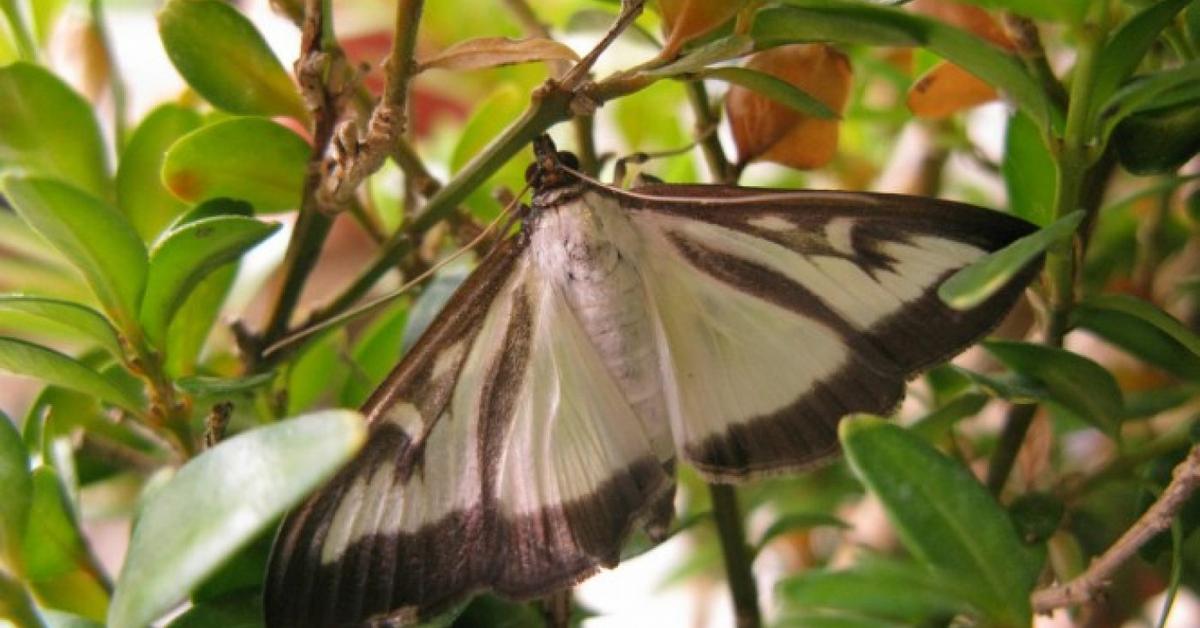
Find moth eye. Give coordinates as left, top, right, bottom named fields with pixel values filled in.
left=557, top=151, right=580, bottom=171
left=524, top=162, right=540, bottom=185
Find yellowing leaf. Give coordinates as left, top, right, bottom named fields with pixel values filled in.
left=418, top=37, right=580, bottom=73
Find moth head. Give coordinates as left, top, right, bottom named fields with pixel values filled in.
left=527, top=135, right=581, bottom=192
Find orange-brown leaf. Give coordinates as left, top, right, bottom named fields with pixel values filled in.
left=727, top=44, right=852, bottom=169
left=908, top=0, right=1015, bottom=49
left=658, top=0, right=747, bottom=58
left=907, top=61, right=999, bottom=119
left=418, top=37, right=580, bottom=73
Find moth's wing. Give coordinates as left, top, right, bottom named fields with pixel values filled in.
left=616, top=185, right=1038, bottom=481
left=265, top=239, right=671, bottom=627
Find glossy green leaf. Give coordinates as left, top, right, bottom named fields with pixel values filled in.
left=777, top=558, right=978, bottom=623
left=1, top=176, right=148, bottom=331
left=840, top=417, right=1037, bottom=627
left=1002, top=111, right=1056, bottom=225
left=938, top=210, right=1081, bottom=310
left=1072, top=294, right=1200, bottom=381
left=751, top=4, right=1056, bottom=131
left=116, top=104, right=204, bottom=242
left=139, top=216, right=279, bottom=345
left=983, top=340, right=1124, bottom=434
left=165, top=264, right=237, bottom=377
left=21, top=467, right=110, bottom=622
left=699, top=66, right=836, bottom=118
left=108, top=410, right=367, bottom=628
left=157, top=0, right=306, bottom=120
left=754, top=512, right=847, bottom=556
left=0, top=62, right=109, bottom=197
left=0, top=412, right=31, bottom=572
left=162, top=118, right=310, bottom=213
left=1090, top=0, right=1191, bottom=127
left=0, top=337, right=142, bottom=413
left=0, top=296, right=123, bottom=359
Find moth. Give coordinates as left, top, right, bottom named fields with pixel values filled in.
left=265, top=135, right=1039, bottom=627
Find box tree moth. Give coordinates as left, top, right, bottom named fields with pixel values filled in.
left=265, top=135, right=1040, bottom=626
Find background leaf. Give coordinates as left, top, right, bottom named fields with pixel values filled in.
left=0, top=338, right=142, bottom=413
left=0, top=297, right=123, bottom=360
left=157, top=0, right=306, bottom=120
left=108, top=410, right=367, bottom=628
left=0, top=412, right=31, bottom=572
left=116, top=104, right=204, bottom=242
left=0, top=63, right=109, bottom=197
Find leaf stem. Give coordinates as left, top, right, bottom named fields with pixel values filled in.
left=709, top=484, right=762, bottom=628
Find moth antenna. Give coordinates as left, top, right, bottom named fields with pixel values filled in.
left=262, top=184, right=530, bottom=359
left=610, top=130, right=714, bottom=187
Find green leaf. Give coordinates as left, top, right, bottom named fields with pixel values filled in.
left=754, top=512, right=847, bottom=556
left=0, top=296, right=123, bottom=359
left=0, top=337, right=142, bottom=413
left=450, top=86, right=529, bottom=219
left=1112, top=100, right=1200, bottom=175
left=21, top=467, right=110, bottom=622
left=0, top=62, right=109, bottom=197
left=339, top=301, right=409, bottom=407
left=983, top=340, right=1124, bottom=435
left=699, top=66, right=836, bottom=119
left=1002, top=111, right=1056, bottom=225
left=1, top=176, right=148, bottom=332
left=116, top=104, right=204, bottom=242
left=945, top=0, right=1086, bottom=23
left=751, top=3, right=1057, bottom=132
left=0, top=567, right=46, bottom=628
left=162, top=118, right=310, bottom=213
left=909, top=392, right=989, bottom=440
left=938, top=210, right=1081, bottom=310
left=777, top=558, right=978, bottom=623
left=165, top=265, right=237, bottom=377
left=108, top=410, right=367, bottom=628
left=157, top=0, right=306, bottom=121
left=1098, top=62, right=1200, bottom=145
left=287, top=330, right=347, bottom=415
left=840, top=417, right=1037, bottom=627
left=165, top=592, right=262, bottom=628
left=1090, top=0, right=1192, bottom=126
left=139, top=216, right=279, bottom=346
left=643, top=34, right=753, bottom=76
left=176, top=372, right=275, bottom=397
left=1072, top=294, right=1200, bottom=381
left=0, top=412, right=31, bottom=572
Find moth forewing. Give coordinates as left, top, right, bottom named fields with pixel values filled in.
left=265, top=137, right=1040, bottom=627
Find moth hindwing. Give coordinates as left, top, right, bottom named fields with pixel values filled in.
left=265, top=135, right=1039, bottom=627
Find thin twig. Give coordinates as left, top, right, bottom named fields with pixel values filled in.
left=319, top=0, right=425, bottom=208
left=1032, top=445, right=1200, bottom=612
left=985, top=404, right=1038, bottom=495
left=709, top=484, right=762, bottom=628
left=684, top=80, right=736, bottom=184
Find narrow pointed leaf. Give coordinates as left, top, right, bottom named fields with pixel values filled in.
left=117, top=104, right=204, bottom=242
left=701, top=66, right=836, bottom=118
left=840, top=417, right=1037, bottom=627
left=939, top=210, right=1080, bottom=310
left=909, top=392, right=989, bottom=439
left=1, top=177, right=148, bottom=331
left=0, top=568, right=46, bottom=628
left=1003, top=111, right=1056, bottom=225
left=418, top=36, right=579, bottom=72
left=644, top=35, right=754, bottom=76
left=162, top=118, right=309, bottom=213
left=165, top=266, right=238, bottom=378
left=983, top=340, right=1124, bottom=435
left=1090, top=0, right=1191, bottom=123
left=139, top=216, right=279, bottom=346
left=778, top=559, right=979, bottom=623
left=108, top=410, right=367, bottom=628
left=0, top=412, right=31, bottom=571
left=0, top=338, right=142, bottom=413
left=0, top=63, right=109, bottom=197
left=0, top=296, right=123, bottom=359
left=1072, top=294, right=1200, bottom=381
left=157, top=0, right=306, bottom=120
